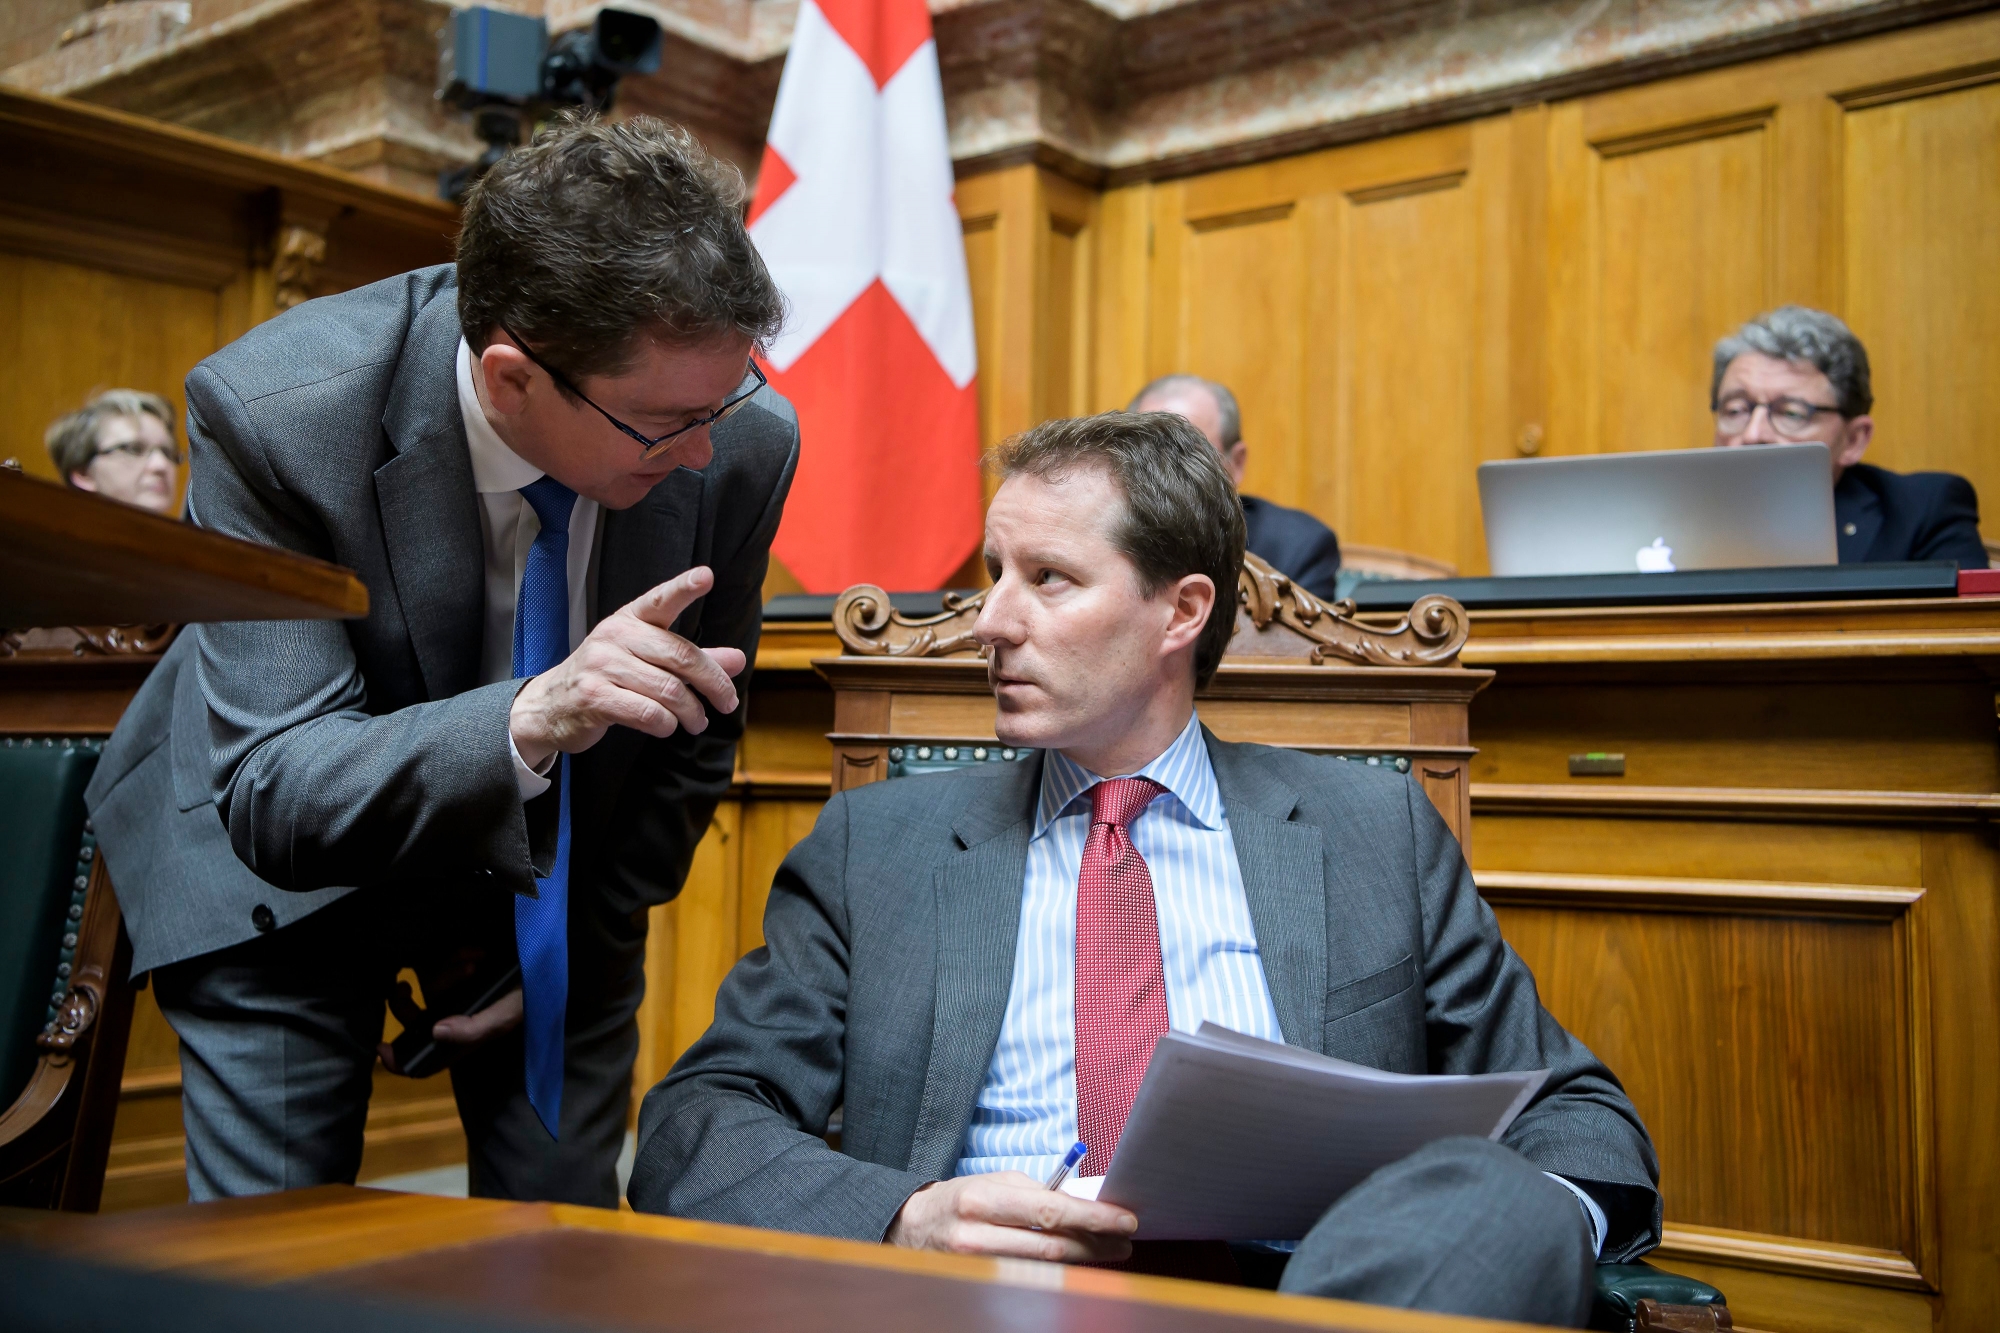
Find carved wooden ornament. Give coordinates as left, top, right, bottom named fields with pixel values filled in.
left=831, top=586, right=989, bottom=658
left=831, top=553, right=1468, bottom=666
left=1232, top=554, right=1469, bottom=665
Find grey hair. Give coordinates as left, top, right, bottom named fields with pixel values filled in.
left=45, top=388, right=176, bottom=482
left=1127, top=374, right=1242, bottom=448
left=1711, top=306, right=1873, bottom=418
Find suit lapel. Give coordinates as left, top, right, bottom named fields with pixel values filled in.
left=907, top=756, right=1042, bottom=1179
left=598, top=467, right=702, bottom=629
left=1207, top=731, right=1327, bottom=1049
left=1834, top=467, right=1883, bottom=563
left=374, top=287, right=483, bottom=701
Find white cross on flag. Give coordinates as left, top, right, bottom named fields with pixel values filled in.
left=749, top=0, right=982, bottom=593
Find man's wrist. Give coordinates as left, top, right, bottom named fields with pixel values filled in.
left=509, top=677, right=557, bottom=775
left=507, top=729, right=554, bottom=800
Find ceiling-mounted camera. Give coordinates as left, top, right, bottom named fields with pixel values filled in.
left=436, top=6, right=663, bottom=202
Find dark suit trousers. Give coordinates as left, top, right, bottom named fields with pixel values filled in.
left=1276, top=1137, right=1596, bottom=1326
left=152, top=880, right=647, bottom=1205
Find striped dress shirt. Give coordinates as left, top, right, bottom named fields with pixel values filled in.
left=949, top=710, right=1609, bottom=1253
left=955, top=711, right=1283, bottom=1179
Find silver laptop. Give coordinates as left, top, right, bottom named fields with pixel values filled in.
left=1478, top=443, right=1838, bottom=577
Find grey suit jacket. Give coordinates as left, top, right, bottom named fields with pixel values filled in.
left=630, top=732, right=1663, bottom=1261
left=85, top=265, right=799, bottom=975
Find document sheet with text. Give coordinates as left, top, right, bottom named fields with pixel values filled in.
left=1095, top=1023, right=1548, bottom=1240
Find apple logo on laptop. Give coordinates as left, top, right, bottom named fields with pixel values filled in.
left=1635, top=537, right=1675, bottom=573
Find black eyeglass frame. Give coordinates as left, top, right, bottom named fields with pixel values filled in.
left=1710, top=393, right=1847, bottom=439
left=497, top=324, right=766, bottom=463
left=93, top=441, right=186, bottom=467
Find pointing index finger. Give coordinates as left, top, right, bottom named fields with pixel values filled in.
left=628, top=567, right=717, bottom=630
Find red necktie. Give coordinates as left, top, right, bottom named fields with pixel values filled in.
left=1074, top=776, right=1170, bottom=1176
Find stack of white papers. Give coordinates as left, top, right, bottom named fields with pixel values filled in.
left=1087, top=1023, right=1548, bottom=1240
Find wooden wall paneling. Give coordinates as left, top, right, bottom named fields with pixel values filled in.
left=1503, top=104, right=1551, bottom=479
left=1036, top=171, right=1098, bottom=426
left=0, top=254, right=216, bottom=507
left=1922, top=825, right=2000, bottom=1333
left=1161, top=160, right=1313, bottom=520
left=1141, top=123, right=1504, bottom=574
left=669, top=802, right=743, bottom=1068
left=630, top=795, right=828, bottom=1103
left=1333, top=130, right=1487, bottom=574
left=1467, top=670, right=2000, bottom=794
left=736, top=800, right=828, bottom=959
left=1841, top=75, right=2000, bottom=515
left=1087, top=181, right=1152, bottom=412
left=1541, top=8, right=2000, bottom=494
left=1485, top=874, right=1928, bottom=1269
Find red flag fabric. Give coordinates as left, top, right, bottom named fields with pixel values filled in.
left=748, top=0, right=982, bottom=592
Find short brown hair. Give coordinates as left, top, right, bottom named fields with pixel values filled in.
left=456, top=112, right=785, bottom=386
left=45, top=389, right=176, bottom=483
left=993, top=411, right=1245, bottom=686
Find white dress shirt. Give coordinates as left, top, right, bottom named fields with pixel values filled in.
left=952, top=710, right=1607, bottom=1253
left=456, top=337, right=602, bottom=799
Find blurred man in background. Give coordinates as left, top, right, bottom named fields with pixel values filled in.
left=1711, top=306, right=1986, bottom=568
left=1128, top=375, right=1342, bottom=599
left=45, top=388, right=182, bottom=515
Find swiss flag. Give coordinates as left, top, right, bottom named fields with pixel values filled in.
left=750, top=0, right=983, bottom=593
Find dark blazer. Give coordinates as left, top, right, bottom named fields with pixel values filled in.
left=1241, top=494, right=1342, bottom=600
left=1835, top=462, right=1986, bottom=569
left=84, top=265, right=799, bottom=975
left=631, top=732, right=1662, bottom=1260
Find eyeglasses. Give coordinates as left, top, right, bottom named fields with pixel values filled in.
left=1713, top=395, right=1844, bottom=440
left=497, top=324, right=766, bottom=463
left=95, top=441, right=184, bottom=466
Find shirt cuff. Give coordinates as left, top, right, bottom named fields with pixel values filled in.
left=509, top=730, right=554, bottom=801
left=1546, top=1172, right=1607, bottom=1258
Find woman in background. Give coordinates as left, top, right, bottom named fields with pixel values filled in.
left=45, top=388, right=182, bottom=515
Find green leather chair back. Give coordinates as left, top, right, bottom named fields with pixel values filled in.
left=0, top=737, right=103, bottom=1111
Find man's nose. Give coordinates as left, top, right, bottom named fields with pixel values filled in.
left=973, top=575, right=1024, bottom=646
left=1741, top=404, right=1782, bottom=444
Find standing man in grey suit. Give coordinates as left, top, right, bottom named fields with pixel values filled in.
left=84, top=115, right=797, bottom=1205
left=631, top=411, right=1659, bottom=1325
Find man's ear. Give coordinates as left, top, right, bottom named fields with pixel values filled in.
left=1835, top=414, right=1873, bottom=474
left=1161, top=574, right=1217, bottom=658
left=69, top=470, right=100, bottom=493
left=479, top=342, right=537, bottom=417
left=1223, top=442, right=1249, bottom=490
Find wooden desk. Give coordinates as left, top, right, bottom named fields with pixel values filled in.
left=636, top=594, right=2000, bottom=1333
left=0, top=474, right=377, bottom=1212
left=1457, top=597, right=2000, bottom=1333
left=8, top=1185, right=1553, bottom=1333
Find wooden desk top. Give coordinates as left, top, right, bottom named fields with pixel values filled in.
left=7, top=1186, right=1554, bottom=1333
left=1, top=470, right=368, bottom=627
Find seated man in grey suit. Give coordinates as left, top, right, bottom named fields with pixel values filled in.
left=631, top=411, right=1660, bottom=1325
left=85, top=115, right=797, bottom=1206
left=1128, top=374, right=1342, bottom=600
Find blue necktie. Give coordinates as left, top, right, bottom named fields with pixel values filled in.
left=512, top=474, right=577, bottom=1141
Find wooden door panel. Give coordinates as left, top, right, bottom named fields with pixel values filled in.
left=1595, top=125, right=1770, bottom=455
left=1339, top=175, right=1477, bottom=560
left=1494, top=896, right=1919, bottom=1257
left=1843, top=79, right=2000, bottom=519
left=1179, top=202, right=1308, bottom=506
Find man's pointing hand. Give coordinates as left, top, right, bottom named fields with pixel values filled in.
left=509, top=565, right=745, bottom=771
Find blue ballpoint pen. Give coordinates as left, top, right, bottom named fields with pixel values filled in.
left=1044, top=1140, right=1088, bottom=1191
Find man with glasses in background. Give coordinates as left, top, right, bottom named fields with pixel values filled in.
left=84, top=112, right=797, bottom=1206
left=45, top=388, right=184, bottom=515
left=1711, top=305, right=1986, bottom=568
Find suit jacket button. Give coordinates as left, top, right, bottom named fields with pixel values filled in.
left=251, top=904, right=277, bottom=932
